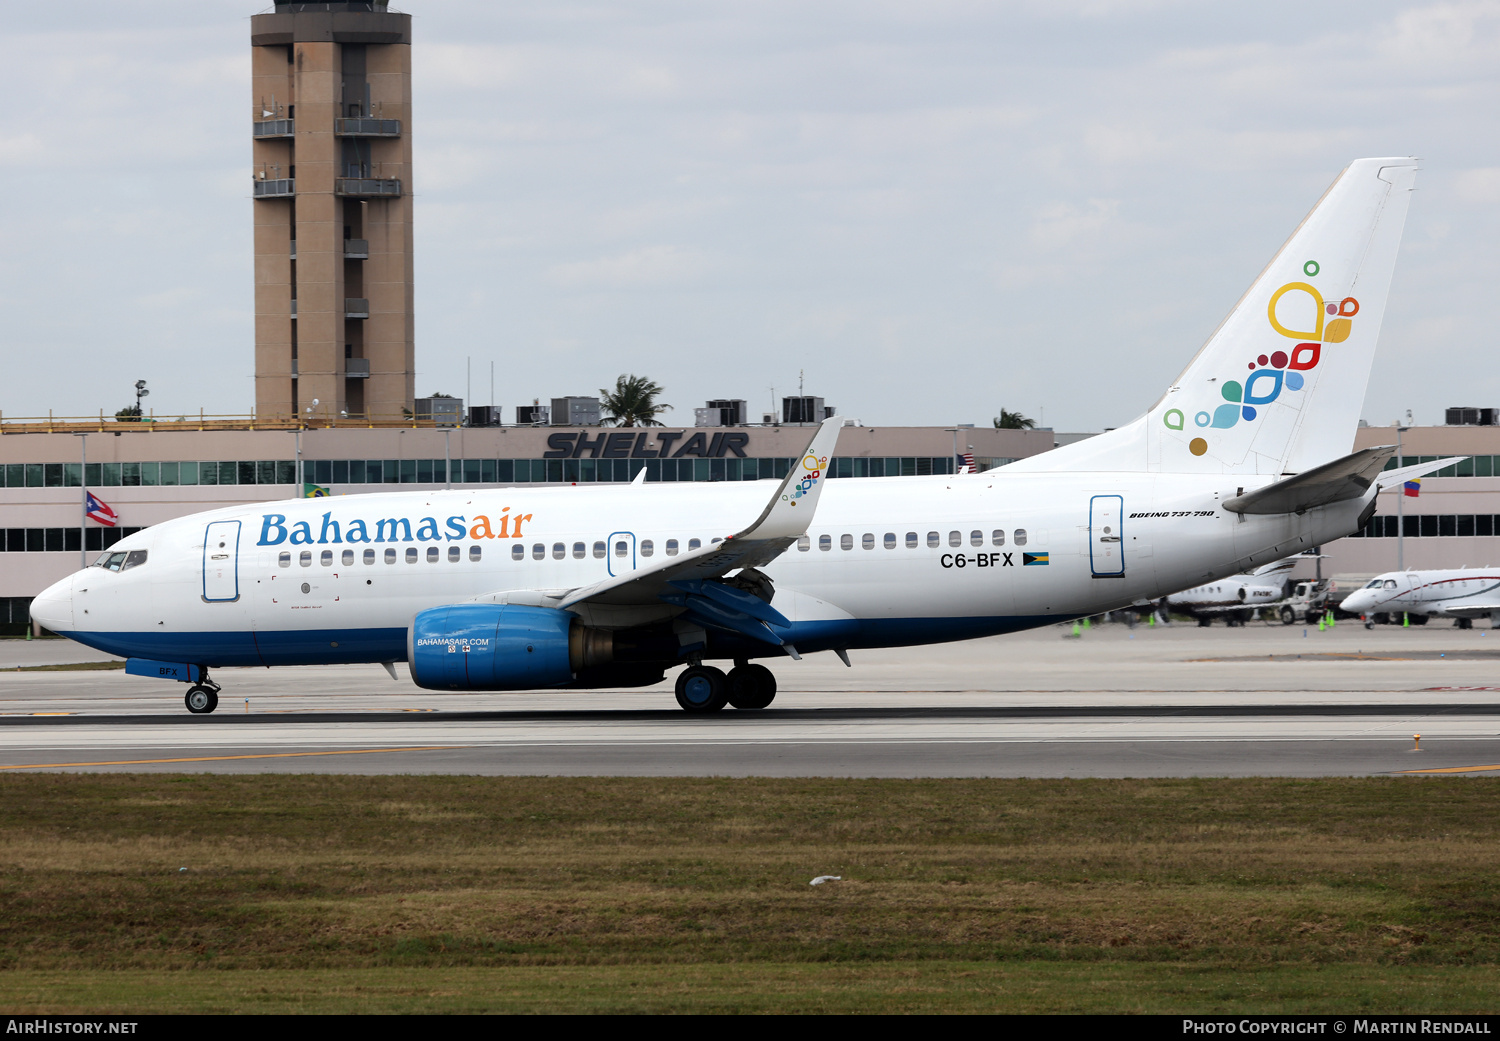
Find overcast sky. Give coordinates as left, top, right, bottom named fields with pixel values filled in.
left=2, top=1, right=1496, bottom=430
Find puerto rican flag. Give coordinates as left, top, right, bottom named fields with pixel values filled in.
left=85, top=491, right=118, bottom=527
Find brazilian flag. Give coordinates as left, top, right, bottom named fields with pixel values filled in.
left=303, top=483, right=330, bottom=498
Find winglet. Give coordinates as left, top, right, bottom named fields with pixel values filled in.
left=730, top=416, right=842, bottom=541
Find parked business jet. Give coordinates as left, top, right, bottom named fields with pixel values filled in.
left=31, top=157, right=1462, bottom=714
left=1165, top=560, right=1296, bottom=625
left=1340, top=569, right=1500, bottom=628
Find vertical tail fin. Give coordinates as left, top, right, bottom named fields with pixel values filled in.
left=1012, top=158, right=1418, bottom=476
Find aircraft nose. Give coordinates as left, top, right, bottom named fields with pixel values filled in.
left=1340, top=592, right=1369, bottom=613
left=29, top=573, right=76, bottom=634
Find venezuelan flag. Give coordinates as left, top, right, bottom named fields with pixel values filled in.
left=1023, top=552, right=1050, bottom=566
left=1403, top=478, right=1421, bottom=498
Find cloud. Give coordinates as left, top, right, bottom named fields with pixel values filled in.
left=546, top=244, right=715, bottom=289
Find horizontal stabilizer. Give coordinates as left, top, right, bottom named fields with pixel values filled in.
left=1223, top=446, right=1394, bottom=515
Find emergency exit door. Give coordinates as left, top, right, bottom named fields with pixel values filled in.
left=1089, top=496, right=1125, bottom=578
left=202, top=520, right=241, bottom=602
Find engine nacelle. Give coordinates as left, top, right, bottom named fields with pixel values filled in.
left=408, top=604, right=612, bottom=691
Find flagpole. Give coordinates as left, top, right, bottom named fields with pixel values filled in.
left=1396, top=425, right=1405, bottom=571
left=74, top=433, right=87, bottom=568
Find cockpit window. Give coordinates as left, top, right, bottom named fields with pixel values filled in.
left=1383, top=579, right=1398, bottom=589
left=1365, top=579, right=1383, bottom=588
left=95, top=551, right=128, bottom=571
left=121, top=550, right=148, bottom=572
left=93, top=549, right=147, bottom=572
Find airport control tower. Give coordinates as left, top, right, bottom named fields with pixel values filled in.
left=250, top=1, right=415, bottom=422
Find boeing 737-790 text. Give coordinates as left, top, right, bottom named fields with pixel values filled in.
left=30, top=157, right=1462, bottom=713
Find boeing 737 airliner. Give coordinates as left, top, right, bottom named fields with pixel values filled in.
left=30, top=157, right=1462, bottom=713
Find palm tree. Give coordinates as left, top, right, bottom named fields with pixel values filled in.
left=993, top=409, right=1037, bottom=430
left=599, top=374, right=671, bottom=427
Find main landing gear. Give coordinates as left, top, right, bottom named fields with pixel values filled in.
left=185, top=674, right=221, bottom=714
left=673, top=662, right=778, bottom=713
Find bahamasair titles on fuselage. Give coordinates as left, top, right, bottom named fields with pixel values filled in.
left=32, top=157, right=1464, bottom=714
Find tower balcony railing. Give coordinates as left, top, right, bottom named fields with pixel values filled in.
left=344, top=239, right=369, bottom=258
left=335, top=178, right=402, bottom=198
left=336, top=118, right=401, bottom=137
left=253, top=178, right=295, bottom=198
left=290, top=300, right=297, bottom=318
left=291, top=359, right=299, bottom=378
left=345, top=359, right=371, bottom=379
left=345, top=298, right=370, bottom=318
left=253, top=119, right=294, bottom=138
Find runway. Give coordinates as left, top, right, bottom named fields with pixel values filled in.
left=3, top=620, right=1500, bottom=776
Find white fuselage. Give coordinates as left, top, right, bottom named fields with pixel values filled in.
left=1340, top=569, right=1500, bottom=620
left=1166, top=575, right=1286, bottom=615
left=32, top=469, right=1365, bottom=668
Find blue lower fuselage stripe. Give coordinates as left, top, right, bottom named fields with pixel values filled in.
left=59, top=614, right=1058, bottom=668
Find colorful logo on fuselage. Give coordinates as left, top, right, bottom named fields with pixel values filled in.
left=1163, top=259, right=1358, bottom=457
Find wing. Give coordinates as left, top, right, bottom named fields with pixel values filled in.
left=473, top=416, right=845, bottom=652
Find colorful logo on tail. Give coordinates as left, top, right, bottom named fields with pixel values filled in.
left=1163, top=259, right=1358, bottom=457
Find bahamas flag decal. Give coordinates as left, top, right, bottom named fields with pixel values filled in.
left=1023, top=552, right=1050, bottom=566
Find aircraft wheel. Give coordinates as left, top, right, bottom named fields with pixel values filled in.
left=727, top=664, right=777, bottom=710
left=1458, top=618, right=1473, bottom=630
left=185, top=685, right=218, bottom=714
left=674, top=666, right=729, bottom=713
left=1197, top=617, right=1212, bottom=628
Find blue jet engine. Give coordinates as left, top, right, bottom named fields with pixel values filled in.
left=408, top=604, right=614, bottom=691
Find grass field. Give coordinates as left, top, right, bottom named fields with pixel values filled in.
left=1, top=775, right=1498, bottom=1013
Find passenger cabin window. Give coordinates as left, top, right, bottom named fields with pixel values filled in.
left=448, top=546, right=460, bottom=562
left=797, top=535, right=810, bottom=551
left=469, top=545, right=482, bottom=561
left=342, top=549, right=354, bottom=566
left=641, top=540, right=654, bottom=557
left=573, top=542, right=586, bottom=559
left=552, top=543, right=565, bottom=560
left=512, top=544, right=525, bottom=560
left=321, top=550, right=333, bottom=566
left=688, top=538, right=701, bottom=551
left=278, top=552, right=291, bottom=568
left=427, top=547, right=439, bottom=563
left=992, top=530, right=1005, bottom=546
left=927, top=531, right=939, bottom=548
left=614, top=540, right=628, bottom=557
left=818, top=534, right=831, bottom=551
left=665, top=539, right=679, bottom=556
left=406, top=548, right=418, bottom=563
left=884, top=533, right=896, bottom=549
left=532, top=543, right=544, bottom=560
left=970, top=530, right=983, bottom=547
left=1014, top=529, right=1028, bottom=546
left=364, top=549, right=376, bottom=565
left=594, top=541, right=607, bottom=558
left=300, top=551, right=312, bottom=567
left=948, top=531, right=961, bottom=548
left=862, top=533, right=875, bottom=550
left=384, top=548, right=397, bottom=564
left=840, top=534, right=853, bottom=551
left=906, top=532, right=918, bottom=548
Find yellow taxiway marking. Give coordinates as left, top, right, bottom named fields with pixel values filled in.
left=1400, top=764, right=1500, bottom=774
left=0, top=746, right=463, bottom=770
